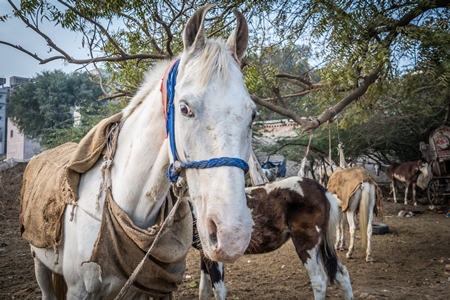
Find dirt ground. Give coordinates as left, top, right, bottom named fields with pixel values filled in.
left=1, top=165, right=449, bottom=299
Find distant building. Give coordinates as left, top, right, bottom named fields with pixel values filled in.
left=0, top=79, right=8, bottom=156
left=255, top=119, right=300, bottom=138
left=9, top=76, right=28, bottom=89
left=1, top=76, right=42, bottom=160
left=6, top=119, right=41, bottom=160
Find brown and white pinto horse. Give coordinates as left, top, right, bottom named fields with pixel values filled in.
left=193, top=176, right=354, bottom=300
left=387, top=159, right=429, bottom=205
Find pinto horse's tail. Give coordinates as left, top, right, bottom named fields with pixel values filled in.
left=323, top=191, right=341, bottom=284
left=52, top=272, right=67, bottom=299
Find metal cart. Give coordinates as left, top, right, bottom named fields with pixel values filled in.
left=425, top=125, right=450, bottom=206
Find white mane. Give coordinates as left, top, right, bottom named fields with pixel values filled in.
left=182, top=38, right=240, bottom=91
left=122, top=60, right=172, bottom=119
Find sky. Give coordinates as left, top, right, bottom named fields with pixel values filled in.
left=0, top=1, right=89, bottom=85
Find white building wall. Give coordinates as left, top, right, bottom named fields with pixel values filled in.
left=6, top=119, right=41, bottom=160
left=0, top=86, right=8, bottom=156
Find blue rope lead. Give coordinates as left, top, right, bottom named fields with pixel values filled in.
left=181, top=158, right=249, bottom=173
left=163, top=59, right=249, bottom=183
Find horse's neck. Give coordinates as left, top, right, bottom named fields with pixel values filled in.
left=111, top=90, right=171, bottom=227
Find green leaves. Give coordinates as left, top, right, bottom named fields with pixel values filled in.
left=6, top=70, right=118, bottom=149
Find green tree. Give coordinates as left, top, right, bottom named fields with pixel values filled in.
left=2, top=1, right=449, bottom=122
left=2, top=1, right=450, bottom=162
left=6, top=70, right=113, bottom=148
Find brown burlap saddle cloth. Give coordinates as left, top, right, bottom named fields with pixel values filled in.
left=327, top=166, right=383, bottom=214
left=90, top=190, right=192, bottom=297
left=20, top=113, right=123, bottom=248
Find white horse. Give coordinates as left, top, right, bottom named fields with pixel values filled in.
left=23, top=5, right=255, bottom=299
left=327, top=167, right=380, bottom=262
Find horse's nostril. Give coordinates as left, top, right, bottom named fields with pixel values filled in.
left=207, top=219, right=218, bottom=247
left=209, top=232, right=218, bottom=247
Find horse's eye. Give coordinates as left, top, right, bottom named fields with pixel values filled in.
left=180, top=102, right=194, bottom=117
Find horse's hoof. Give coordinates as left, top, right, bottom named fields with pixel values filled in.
left=366, top=257, right=373, bottom=262
left=346, top=254, right=353, bottom=259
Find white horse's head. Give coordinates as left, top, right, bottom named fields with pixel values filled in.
left=170, top=5, right=255, bottom=262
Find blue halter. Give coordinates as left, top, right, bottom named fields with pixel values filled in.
left=164, top=60, right=249, bottom=183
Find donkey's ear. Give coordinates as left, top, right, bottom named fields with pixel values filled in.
left=183, top=4, right=215, bottom=53
left=226, top=9, right=248, bottom=63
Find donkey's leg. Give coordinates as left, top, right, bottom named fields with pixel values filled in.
left=335, top=214, right=341, bottom=250
left=335, top=212, right=346, bottom=251
left=412, top=182, right=418, bottom=206
left=404, top=182, right=410, bottom=205
left=332, top=195, right=345, bottom=250
left=32, top=249, right=57, bottom=300
left=335, top=261, right=354, bottom=300
left=391, top=180, right=398, bottom=203
left=345, top=211, right=356, bottom=259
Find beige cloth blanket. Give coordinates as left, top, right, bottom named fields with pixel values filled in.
left=20, top=111, right=194, bottom=295
left=90, top=190, right=192, bottom=297
left=20, top=113, right=122, bottom=248
left=327, top=166, right=382, bottom=214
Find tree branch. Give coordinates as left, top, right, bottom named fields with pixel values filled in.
left=251, top=94, right=311, bottom=128
left=0, top=41, right=45, bottom=63
left=308, top=65, right=383, bottom=130
left=98, top=90, right=133, bottom=101
left=39, top=53, right=169, bottom=65
left=57, top=0, right=126, bottom=56
left=252, top=64, right=383, bottom=132
left=276, top=72, right=313, bottom=89
left=8, top=0, right=73, bottom=62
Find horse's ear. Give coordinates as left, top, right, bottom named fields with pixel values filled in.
left=226, top=9, right=248, bottom=63
left=183, top=4, right=215, bottom=53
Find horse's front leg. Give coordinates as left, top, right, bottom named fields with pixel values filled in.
left=412, top=182, right=418, bottom=206
left=345, top=211, right=356, bottom=259
left=199, top=252, right=213, bottom=300
left=199, top=252, right=226, bottom=300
